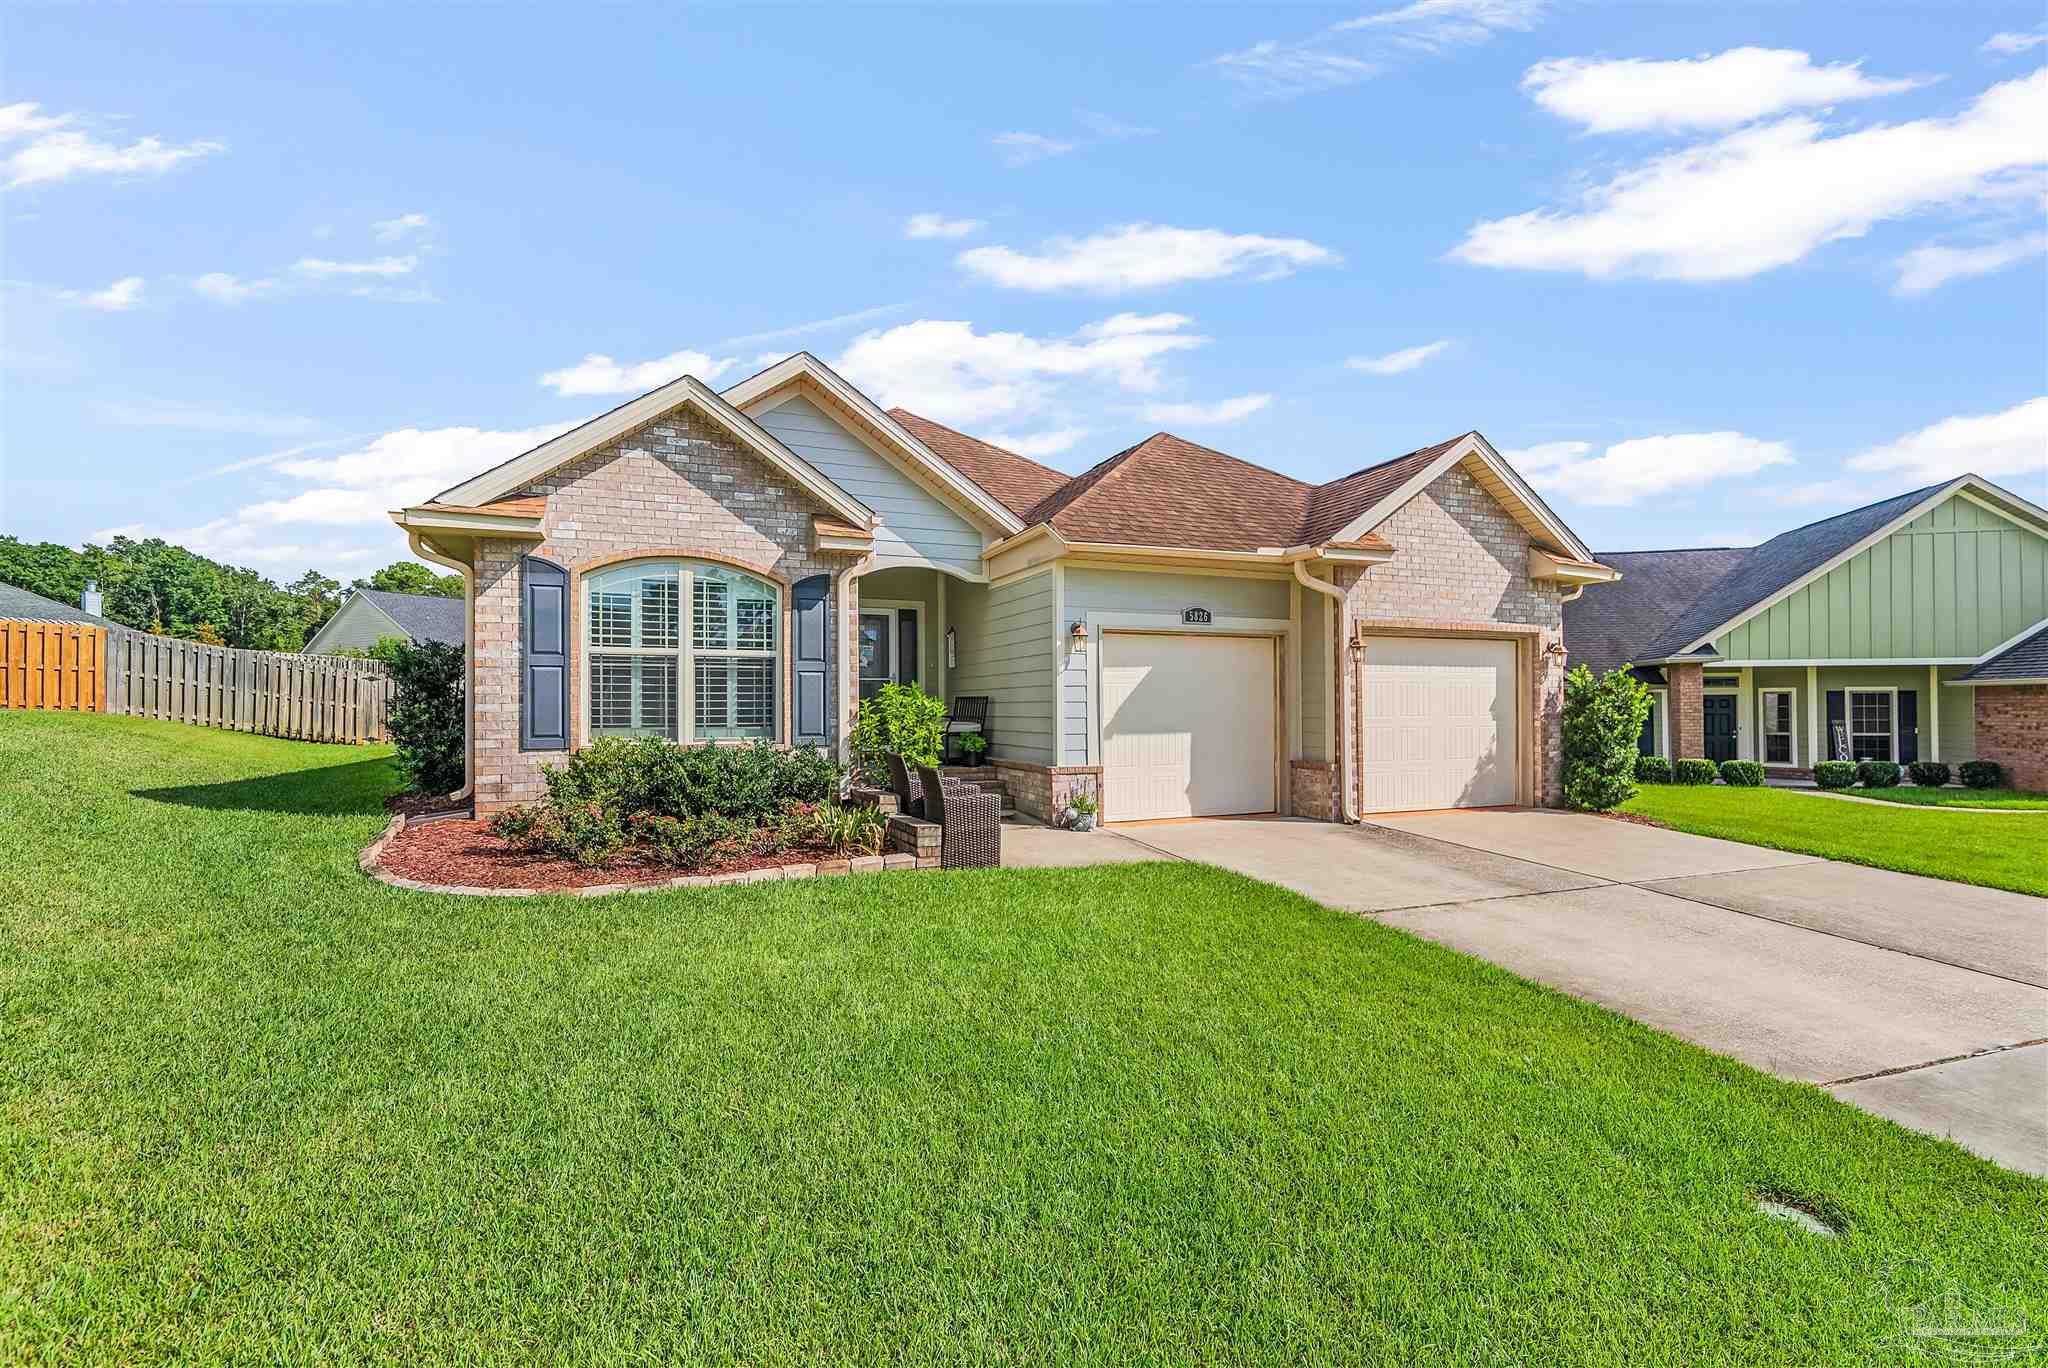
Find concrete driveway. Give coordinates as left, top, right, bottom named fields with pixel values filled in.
left=1081, top=811, right=2048, bottom=1176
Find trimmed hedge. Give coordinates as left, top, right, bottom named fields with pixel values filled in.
left=1813, top=760, right=1857, bottom=789
left=1718, top=760, right=1765, bottom=787
left=1634, top=754, right=1673, bottom=784
left=1673, top=758, right=1718, bottom=786
left=1959, top=759, right=2004, bottom=790
left=1906, top=761, right=1952, bottom=788
left=1856, top=760, right=1902, bottom=789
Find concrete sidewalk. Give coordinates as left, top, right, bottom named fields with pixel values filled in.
left=1098, top=811, right=2048, bottom=1176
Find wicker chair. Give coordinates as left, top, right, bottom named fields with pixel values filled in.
left=885, top=752, right=925, bottom=819
left=916, top=763, right=1001, bottom=869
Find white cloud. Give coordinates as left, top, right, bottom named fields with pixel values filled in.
left=982, top=428, right=1088, bottom=459
left=833, top=313, right=1205, bottom=426
left=959, top=223, right=1338, bottom=293
left=293, top=254, right=419, bottom=278
left=1143, top=393, right=1273, bottom=425
left=82, top=276, right=144, bottom=311
left=192, top=272, right=275, bottom=304
left=348, top=284, right=439, bottom=304
left=1892, top=231, right=2047, bottom=294
left=1347, top=339, right=1452, bottom=375
left=1074, top=111, right=1158, bottom=140
left=1983, top=31, right=2047, bottom=57
left=539, top=349, right=735, bottom=397
left=905, top=212, right=984, bottom=240
left=97, top=397, right=319, bottom=437
left=1207, top=42, right=1382, bottom=98
left=1506, top=432, right=1792, bottom=505
left=992, top=132, right=1076, bottom=166
left=1454, top=69, right=2048, bottom=282
left=1211, top=0, right=1540, bottom=99
left=1334, top=0, right=1545, bottom=45
left=0, top=101, right=223, bottom=189
left=713, top=303, right=908, bottom=350
left=372, top=212, right=432, bottom=242
left=1522, top=48, right=1928, bottom=135
left=1845, top=397, right=2048, bottom=489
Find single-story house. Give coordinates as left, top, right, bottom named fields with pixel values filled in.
left=304, top=588, right=467, bottom=655
left=390, top=352, right=1616, bottom=821
left=1564, top=475, right=2048, bottom=790
left=0, top=580, right=118, bottom=629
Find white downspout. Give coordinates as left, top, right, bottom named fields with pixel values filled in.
left=407, top=530, right=476, bottom=802
left=1292, top=558, right=1355, bottom=823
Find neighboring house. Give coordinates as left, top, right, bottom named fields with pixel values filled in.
left=303, top=589, right=466, bottom=655
left=1565, top=476, right=2048, bottom=790
left=390, top=352, right=1614, bottom=821
left=0, top=580, right=118, bottom=628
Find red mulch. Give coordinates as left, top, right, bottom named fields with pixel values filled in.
left=386, top=791, right=472, bottom=820
left=1595, top=809, right=1666, bottom=829
left=375, top=818, right=846, bottom=891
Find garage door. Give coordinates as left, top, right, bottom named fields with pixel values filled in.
left=1360, top=636, right=1517, bottom=812
left=1101, top=633, right=1276, bottom=821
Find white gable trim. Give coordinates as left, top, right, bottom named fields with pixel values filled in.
left=1674, top=475, right=2048, bottom=656
left=430, top=374, right=872, bottom=525
left=1328, top=433, right=1597, bottom=563
left=722, top=353, right=1024, bottom=536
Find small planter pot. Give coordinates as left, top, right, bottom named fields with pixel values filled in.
left=1062, top=806, right=1097, bottom=832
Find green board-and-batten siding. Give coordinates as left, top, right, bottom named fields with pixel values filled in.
left=1712, top=494, right=2048, bottom=662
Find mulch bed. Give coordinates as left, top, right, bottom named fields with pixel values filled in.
left=374, top=818, right=847, bottom=891
left=1595, top=810, right=1666, bottom=829
left=386, top=792, right=473, bottom=821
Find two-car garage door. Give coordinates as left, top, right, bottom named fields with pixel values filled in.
left=1360, top=636, right=1518, bottom=813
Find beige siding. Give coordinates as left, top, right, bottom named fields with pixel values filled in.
left=949, top=570, right=1056, bottom=765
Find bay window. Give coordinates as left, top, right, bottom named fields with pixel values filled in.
left=585, top=560, right=780, bottom=742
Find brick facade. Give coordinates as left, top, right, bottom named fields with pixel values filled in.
left=1289, top=760, right=1336, bottom=820
left=470, top=406, right=852, bottom=816
left=1974, top=684, right=2048, bottom=791
left=1668, top=662, right=1705, bottom=760
left=1335, top=466, right=1569, bottom=809
left=992, top=759, right=1102, bottom=823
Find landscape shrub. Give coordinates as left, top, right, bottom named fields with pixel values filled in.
left=1856, top=760, right=1902, bottom=789
left=382, top=639, right=465, bottom=796
left=1634, top=754, right=1673, bottom=784
left=1813, top=760, right=1857, bottom=789
left=1959, top=759, right=2004, bottom=790
left=1560, top=665, right=1654, bottom=811
left=1718, top=760, right=1765, bottom=787
left=1672, top=758, right=1718, bottom=785
left=848, top=682, right=948, bottom=781
left=1906, top=761, right=1952, bottom=788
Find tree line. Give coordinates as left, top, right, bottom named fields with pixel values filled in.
left=0, top=534, right=461, bottom=652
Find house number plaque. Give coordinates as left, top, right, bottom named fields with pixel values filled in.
left=1182, top=607, right=1212, bottom=624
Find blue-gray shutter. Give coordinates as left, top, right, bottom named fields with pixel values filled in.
left=1897, top=690, right=1919, bottom=764
left=792, top=574, right=830, bottom=747
left=521, top=556, right=569, bottom=750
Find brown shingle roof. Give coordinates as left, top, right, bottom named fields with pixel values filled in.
left=1301, top=436, right=1470, bottom=546
left=888, top=409, right=1071, bottom=521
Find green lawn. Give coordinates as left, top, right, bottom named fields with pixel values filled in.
left=1623, top=783, right=2048, bottom=896
left=1850, top=784, right=2048, bottom=810
left=3, top=714, right=2041, bottom=1364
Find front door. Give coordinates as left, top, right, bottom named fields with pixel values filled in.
left=857, top=612, right=893, bottom=702
left=1703, top=695, right=1738, bottom=763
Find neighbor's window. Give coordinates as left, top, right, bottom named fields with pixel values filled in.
left=1759, top=689, right=1796, bottom=765
left=585, top=561, right=779, bottom=742
left=1848, top=690, right=1893, bottom=762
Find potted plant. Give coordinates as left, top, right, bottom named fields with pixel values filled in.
left=1062, top=789, right=1098, bottom=832
left=959, top=730, right=989, bottom=768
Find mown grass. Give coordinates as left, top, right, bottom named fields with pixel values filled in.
left=3, top=712, right=2042, bottom=1364
left=1623, top=782, right=2048, bottom=896
left=1851, top=784, right=2048, bottom=811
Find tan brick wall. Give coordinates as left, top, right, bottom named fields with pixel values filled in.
left=1335, top=466, right=1568, bottom=808
left=1668, top=662, right=1705, bottom=760
left=993, top=759, right=1101, bottom=823
left=1289, top=760, right=1335, bottom=820
left=471, top=405, right=848, bottom=815
left=1974, top=684, right=2048, bottom=791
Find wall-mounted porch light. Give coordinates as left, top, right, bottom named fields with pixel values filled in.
left=1069, top=621, right=1089, bottom=641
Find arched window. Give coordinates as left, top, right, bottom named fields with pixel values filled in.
left=584, top=560, right=780, bottom=742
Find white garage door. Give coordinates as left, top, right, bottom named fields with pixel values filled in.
left=1101, top=633, right=1276, bottom=821
left=1360, top=636, right=1518, bottom=813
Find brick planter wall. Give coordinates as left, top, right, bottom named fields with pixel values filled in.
left=993, top=759, right=1101, bottom=822
left=1289, top=760, right=1335, bottom=820
left=1974, top=684, right=2048, bottom=791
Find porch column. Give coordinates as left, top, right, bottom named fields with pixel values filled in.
left=1668, top=662, right=1704, bottom=759
left=1928, top=664, right=1940, bottom=760
left=834, top=557, right=869, bottom=762
left=1806, top=665, right=1820, bottom=766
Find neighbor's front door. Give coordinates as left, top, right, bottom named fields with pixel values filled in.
left=1703, top=695, right=1738, bottom=763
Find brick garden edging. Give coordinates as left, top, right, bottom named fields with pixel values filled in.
left=359, top=813, right=936, bottom=898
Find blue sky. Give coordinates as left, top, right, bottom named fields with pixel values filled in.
left=3, top=1, right=2044, bottom=579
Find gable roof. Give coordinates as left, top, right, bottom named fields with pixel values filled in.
left=1563, top=547, right=1753, bottom=677
left=424, top=372, right=872, bottom=526
left=1302, top=437, right=1468, bottom=546
left=1024, top=431, right=1329, bottom=552
left=887, top=410, right=1071, bottom=521
left=1636, top=479, right=1960, bottom=659
left=0, top=581, right=117, bottom=628
left=1953, top=621, right=2048, bottom=685
left=354, top=589, right=465, bottom=646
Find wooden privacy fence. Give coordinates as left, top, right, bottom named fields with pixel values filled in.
left=0, top=622, right=105, bottom=712
left=103, top=628, right=392, bottom=743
